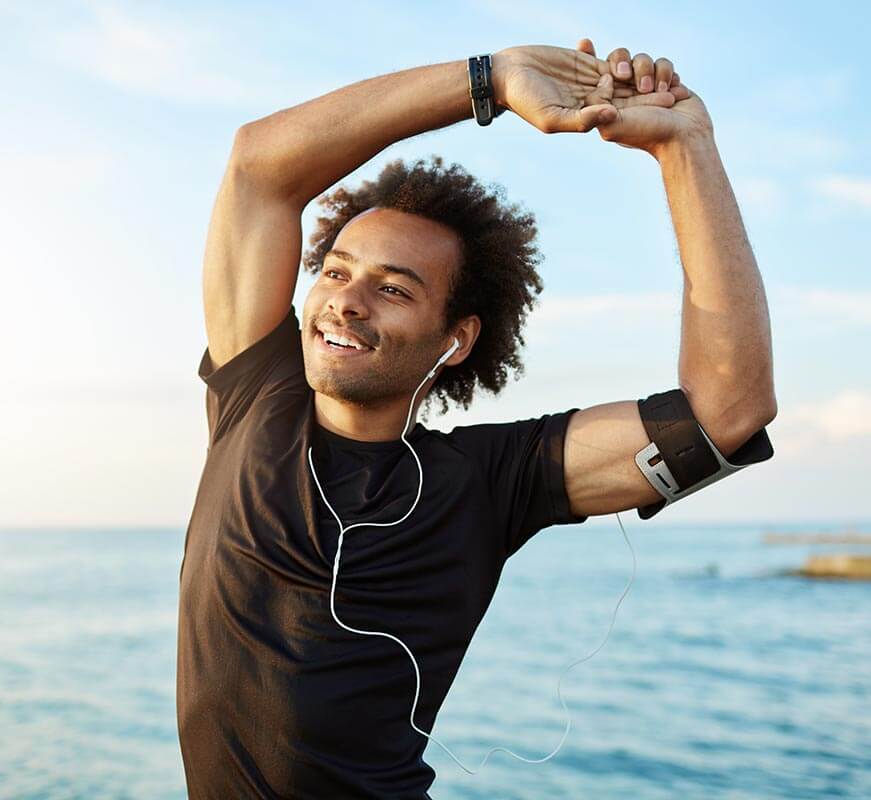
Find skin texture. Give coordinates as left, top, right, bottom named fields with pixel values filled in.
left=301, top=207, right=481, bottom=442
left=576, top=39, right=715, bottom=157
left=490, top=44, right=688, bottom=133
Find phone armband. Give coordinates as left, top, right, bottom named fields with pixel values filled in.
left=634, top=389, right=774, bottom=520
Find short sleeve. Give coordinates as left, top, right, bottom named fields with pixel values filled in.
left=457, top=409, right=589, bottom=558
left=198, top=304, right=307, bottom=448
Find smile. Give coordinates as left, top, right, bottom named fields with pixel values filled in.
left=316, top=330, right=374, bottom=357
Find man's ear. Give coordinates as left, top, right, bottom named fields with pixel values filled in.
left=448, top=315, right=481, bottom=366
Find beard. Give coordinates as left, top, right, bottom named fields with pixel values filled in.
left=304, top=333, right=442, bottom=409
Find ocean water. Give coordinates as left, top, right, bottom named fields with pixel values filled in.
left=0, top=521, right=868, bottom=799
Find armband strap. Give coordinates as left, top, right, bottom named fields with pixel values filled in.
left=634, top=389, right=774, bottom=520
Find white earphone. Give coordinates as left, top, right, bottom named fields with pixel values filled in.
left=426, top=336, right=460, bottom=380
left=306, top=332, right=635, bottom=774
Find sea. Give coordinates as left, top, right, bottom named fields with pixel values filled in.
left=1, top=521, right=868, bottom=799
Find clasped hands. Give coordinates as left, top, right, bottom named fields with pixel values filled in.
left=491, top=39, right=715, bottom=159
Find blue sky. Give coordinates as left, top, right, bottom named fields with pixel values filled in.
left=1, top=0, right=869, bottom=527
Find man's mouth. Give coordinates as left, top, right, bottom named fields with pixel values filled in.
left=316, top=329, right=375, bottom=356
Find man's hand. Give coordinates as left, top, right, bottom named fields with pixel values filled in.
left=491, top=43, right=687, bottom=134
left=577, top=39, right=715, bottom=158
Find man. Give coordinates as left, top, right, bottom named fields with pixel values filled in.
left=177, top=40, right=777, bottom=798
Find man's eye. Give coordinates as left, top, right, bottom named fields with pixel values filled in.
left=323, top=269, right=409, bottom=299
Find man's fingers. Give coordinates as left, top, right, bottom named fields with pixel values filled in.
left=584, top=72, right=614, bottom=106
left=591, top=42, right=687, bottom=102
left=632, top=51, right=655, bottom=93
left=654, top=57, right=674, bottom=94
left=541, top=100, right=617, bottom=134
left=576, top=103, right=618, bottom=132
left=577, top=37, right=596, bottom=57
left=608, top=47, right=633, bottom=82
left=614, top=91, right=676, bottom=110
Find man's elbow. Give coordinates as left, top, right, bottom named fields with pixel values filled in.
left=229, top=123, right=263, bottom=174
left=724, top=397, right=776, bottom=461
left=753, top=392, right=778, bottom=428
left=763, top=396, right=778, bottom=425
left=221, top=123, right=307, bottom=207
left=683, top=384, right=778, bottom=461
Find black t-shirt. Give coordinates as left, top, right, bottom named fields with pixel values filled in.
left=176, top=304, right=588, bottom=799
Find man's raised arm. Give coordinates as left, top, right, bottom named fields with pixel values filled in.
left=207, top=44, right=681, bottom=368
left=655, top=129, right=778, bottom=448
left=235, top=58, right=476, bottom=209
left=558, top=40, right=776, bottom=520
left=205, top=58, right=479, bottom=368
left=233, top=44, right=683, bottom=208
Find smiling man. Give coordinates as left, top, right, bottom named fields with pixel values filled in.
left=303, top=206, right=477, bottom=443
left=177, top=42, right=776, bottom=800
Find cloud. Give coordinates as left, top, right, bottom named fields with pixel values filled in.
left=522, top=291, right=680, bottom=353
left=0, top=152, right=113, bottom=205
left=718, top=121, right=852, bottom=170
left=10, top=0, right=288, bottom=109
left=744, top=69, right=853, bottom=115
left=528, top=285, right=871, bottom=334
left=772, top=285, right=871, bottom=327
left=772, top=390, right=871, bottom=458
left=800, top=391, right=871, bottom=438
left=810, top=175, right=871, bottom=212
left=532, top=291, right=677, bottom=323
left=732, top=176, right=784, bottom=220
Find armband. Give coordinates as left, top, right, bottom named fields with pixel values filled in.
left=634, top=389, right=774, bottom=520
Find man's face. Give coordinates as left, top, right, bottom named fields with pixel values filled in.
left=302, top=207, right=463, bottom=407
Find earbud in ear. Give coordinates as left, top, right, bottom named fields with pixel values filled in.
left=425, top=337, right=461, bottom=381
left=442, top=337, right=460, bottom=361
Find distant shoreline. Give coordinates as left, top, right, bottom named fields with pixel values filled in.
left=763, top=532, right=871, bottom=545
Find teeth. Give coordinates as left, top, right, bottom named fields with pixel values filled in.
left=322, top=331, right=368, bottom=350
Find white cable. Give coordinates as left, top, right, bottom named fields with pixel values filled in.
left=306, top=345, right=636, bottom=773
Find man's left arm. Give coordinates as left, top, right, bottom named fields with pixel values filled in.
left=560, top=46, right=777, bottom=518
left=657, top=130, right=778, bottom=450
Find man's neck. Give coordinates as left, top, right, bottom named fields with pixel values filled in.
left=314, top=391, right=421, bottom=443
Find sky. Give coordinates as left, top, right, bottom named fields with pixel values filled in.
left=0, top=0, right=869, bottom=528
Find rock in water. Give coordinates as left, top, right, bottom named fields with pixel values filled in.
left=798, top=554, right=871, bottom=580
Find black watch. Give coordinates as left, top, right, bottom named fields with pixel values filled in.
left=467, top=54, right=507, bottom=126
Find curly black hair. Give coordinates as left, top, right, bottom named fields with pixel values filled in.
left=301, top=154, right=545, bottom=422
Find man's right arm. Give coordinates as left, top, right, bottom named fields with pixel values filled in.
left=203, top=58, right=478, bottom=368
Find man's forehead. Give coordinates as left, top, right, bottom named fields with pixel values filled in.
left=335, top=208, right=461, bottom=291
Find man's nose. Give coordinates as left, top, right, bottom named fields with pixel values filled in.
left=328, top=281, right=370, bottom=318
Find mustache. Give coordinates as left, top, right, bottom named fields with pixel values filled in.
left=314, top=318, right=378, bottom=349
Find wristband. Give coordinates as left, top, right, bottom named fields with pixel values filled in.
left=467, top=54, right=507, bottom=126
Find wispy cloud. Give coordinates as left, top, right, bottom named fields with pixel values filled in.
left=811, top=175, right=871, bottom=212
left=732, top=176, right=784, bottom=220
left=529, top=285, right=871, bottom=331
left=744, top=68, right=853, bottom=115
left=773, top=390, right=871, bottom=458
left=533, top=291, right=677, bottom=322
left=9, top=1, right=288, bottom=109
left=796, top=391, right=871, bottom=438
left=773, top=285, right=871, bottom=327
left=718, top=121, right=852, bottom=171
